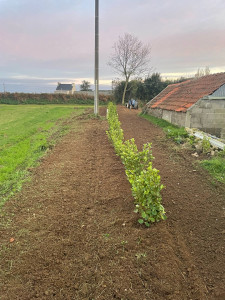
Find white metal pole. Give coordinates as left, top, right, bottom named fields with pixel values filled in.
left=94, top=0, right=99, bottom=115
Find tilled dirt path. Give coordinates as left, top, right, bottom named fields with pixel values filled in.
left=0, top=106, right=224, bottom=300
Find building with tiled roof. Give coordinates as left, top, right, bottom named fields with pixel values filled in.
left=55, top=82, right=76, bottom=95
left=144, top=73, right=225, bottom=139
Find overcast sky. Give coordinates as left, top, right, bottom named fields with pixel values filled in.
left=0, top=0, right=225, bottom=92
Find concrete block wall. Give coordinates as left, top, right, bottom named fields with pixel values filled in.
left=161, top=110, right=186, bottom=127
left=145, top=108, right=163, bottom=119
left=145, top=97, right=225, bottom=139
left=144, top=107, right=186, bottom=127
left=171, top=111, right=186, bottom=127
left=187, top=97, right=225, bottom=138
left=162, top=110, right=172, bottom=122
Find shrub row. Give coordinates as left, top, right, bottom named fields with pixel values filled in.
left=0, top=92, right=111, bottom=105
left=107, top=102, right=166, bottom=226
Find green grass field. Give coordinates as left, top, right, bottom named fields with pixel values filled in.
left=0, top=104, right=87, bottom=207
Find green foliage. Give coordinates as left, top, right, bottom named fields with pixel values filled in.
left=120, top=139, right=153, bottom=182
left=106, top=102, right=124, bottom=154
left=135, top=252, right=147, bottom=259
left=0, top=92, right=110, bottom=105
left=202, top=136, right=211, bottom=153
left=165, top=126, right=188, bottom=144
left=200, top=157, right=225, bottom=183
left=142, top=114, right=188, bottom=143
left=112, top=80, right=143, bottom=104
left=0, top=104, right=86, bottom=207
left=112, top=73, right=188, bottom=103
left=218, top=148, right=225, bottom=158
left=80, top=80, right=92, bottom=91
left=132, top=164, right=166, bottom=226
left=140, top=113, right=171, bottom=127
left=140, top=113, right=188, bottom=144
left=142, top=73, right=168, bottom=102
left=187, top=135, right=196, bottom=146
left=107, top=102, right=166, bottom=226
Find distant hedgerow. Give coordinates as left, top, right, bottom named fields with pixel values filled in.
left=0, top=92, right=111, bottom=105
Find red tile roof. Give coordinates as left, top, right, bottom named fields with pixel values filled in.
left=147, top=73, right=225, bottom=112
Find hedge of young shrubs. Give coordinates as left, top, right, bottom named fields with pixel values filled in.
left=107, top=102, right=166, bottom=226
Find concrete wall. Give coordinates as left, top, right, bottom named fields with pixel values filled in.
left=145, top=107, right=186, bottom=127
left=145, top=96, right=225, bottom=139
left=186, top=97, right=225, bottom=139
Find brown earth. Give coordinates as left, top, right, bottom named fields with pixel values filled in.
left=0, top=105, right=225, bottom=300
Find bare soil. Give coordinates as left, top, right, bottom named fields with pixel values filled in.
left=0, top=106, right=225, bottom=300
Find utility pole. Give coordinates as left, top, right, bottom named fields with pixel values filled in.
left=94, top=0, right=99, bottom=115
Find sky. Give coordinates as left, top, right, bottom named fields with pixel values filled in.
left=0, top=0, right=225, bottom=93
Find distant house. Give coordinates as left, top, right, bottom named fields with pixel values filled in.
left=144, top=73, right=225, bottom=139
left=55, top=82, right=76, bottom=95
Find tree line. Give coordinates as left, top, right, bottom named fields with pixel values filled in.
left=112, top=73, right=187, bottom=104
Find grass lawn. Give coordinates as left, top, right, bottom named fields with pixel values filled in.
left=0, top=104, right=87, bottom=207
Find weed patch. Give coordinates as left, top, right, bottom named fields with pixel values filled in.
left=200, top=157, right=225, bottom=184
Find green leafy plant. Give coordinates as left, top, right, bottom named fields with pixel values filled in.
left=135, top=252, right=147, bottom=259
left=106, top=102, right=124, bottom=155
left=200, top=157, right=225, bottom=183
left=120, top=139, right=153, bottom=182
left=202, top=136, right=211, bottom=153
left=107, top=102, right=166, bottom=226
left=121, top=240, right=128, bottom=252
left=133, top=164, right=166, bottom=227
left=218, top=148, right=225, bottom=158
left=187, top=135, right=196, bottom=146
left=103, top=233, right=110, bottom=239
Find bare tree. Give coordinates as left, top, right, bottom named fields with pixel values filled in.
left=108, top=33, right=151, bottom=104
left=195, top=66, right=211, bottom=78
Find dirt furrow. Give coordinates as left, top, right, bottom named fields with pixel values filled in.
left=0, top=107, right=224, bottom=300
left=118, top=105, right=225, bottom=299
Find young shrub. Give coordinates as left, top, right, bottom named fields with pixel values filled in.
left=106, top=102, right=166, bottom=226
left=106, top=103, right=124, bottom=155
left=133, top=164, right=166, bottom=227
left=120, top=139, right=153, bottom=183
